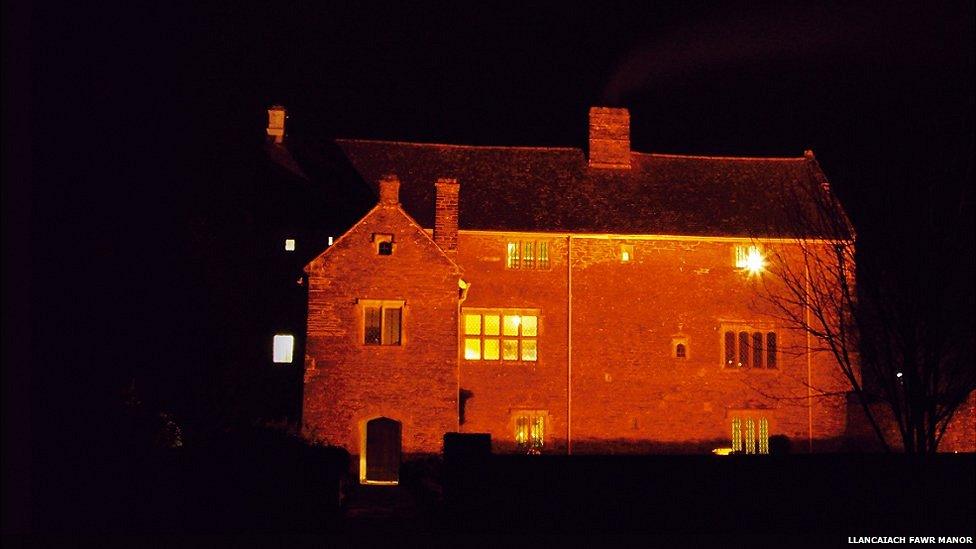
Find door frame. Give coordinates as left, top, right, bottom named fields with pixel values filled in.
left=359, top=416, right=402, bottom=485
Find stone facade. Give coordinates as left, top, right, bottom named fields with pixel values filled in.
left=298, top=106, right=973, bottom=467
left=456, top=232, right=849, bottom=454
left=302, top=188, right=853, bottom=459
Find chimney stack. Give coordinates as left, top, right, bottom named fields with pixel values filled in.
left=379, top=174, right=400, bottom=205
left=434, top=178, right=460, bottom=255
left=588, top=106, right=630, bottom=169
left=267, top=105, right=286, bottom=144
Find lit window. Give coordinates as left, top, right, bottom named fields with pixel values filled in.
left=522, top=242, right=535, bottom=269
left=464, top=338, right=481, bottom=360
left=722, top=325, right=777, bottom=369
left=483, top=338, right=500, bottom=360
left=464, top=314, right=481, bottom=335
left=731, top=416, right=770, bottom=454
left=620, top=244, right=634, bottom=263
left=506, top=241, right=551, bottom=270
left=273, top=334, right=294, bottom=363
left=374, top=234, right=394, bottom=256
left=514, top=411, right=546, bottom=454
left=464, top=309, right=539, bottom=362
left=484, top=314, right=500, bottom=336
left=506, top=242, right=520, bottom=269
left=328, top=236, right=334, bottom=246
left=284, top=238, right=296, bottom=251
left=362, top=300, right=403, bottom=345
left=503, top=315, right=520, bottom=336
left=734, top=245, right=765, bottom=275
left=503, top=339, right=519, bottom=360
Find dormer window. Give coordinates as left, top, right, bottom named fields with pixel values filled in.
left=374, top=234, right=394, bottom=255
left=620, top=244, right=634, bottom=263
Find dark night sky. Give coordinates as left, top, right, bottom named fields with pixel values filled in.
left=88, top=1, right=971, bottom=247
left=5, top=1, right=974, bottom=523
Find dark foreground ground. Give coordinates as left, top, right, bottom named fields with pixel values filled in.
left=22, top=430, right=976, bottom=545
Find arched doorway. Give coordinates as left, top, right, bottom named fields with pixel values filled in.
left=362, top=417, right=401, bottom=484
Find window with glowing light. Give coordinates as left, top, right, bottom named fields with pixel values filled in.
left=284, top=238, right=296, bottom=251
left=722, top=325, right=777, bottom=369
left=361, top=300, right=403, bottom=345
left=463, top=309, right=538, bottom=362
left=730, top=416, right=770, bottom=454
left=506, top=241, right=551, bottom=269
left=273, top=334, right=294, bottom=363
left=513, top=410, right=546, bottom=453
left=620, top=243, right=634, bottom=263
left=522, top=242, right=535, bottom=269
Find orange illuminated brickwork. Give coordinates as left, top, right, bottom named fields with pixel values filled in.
left=298, top=107, right=973, bottom=472
left=302, top=176, right=461, bottom=465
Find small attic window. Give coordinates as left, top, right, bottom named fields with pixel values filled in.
left=373, top=234, right=394, bottom=256
left=284, top=238, right=296, bottom=251
left=620, top=244, right=634, bottom=263
left=672, top=337, right=689, bottom=359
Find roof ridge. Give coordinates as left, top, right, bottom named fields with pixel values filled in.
left=336, top=137, right=580, bottom=153
left=635, top=151, right=806, bottom=161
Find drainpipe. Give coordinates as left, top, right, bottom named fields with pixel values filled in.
left=458, top=279, right=470, bottom=433
left=567, top=235, right=573, bottom=455
left=806, top=264, right=813, bottom=453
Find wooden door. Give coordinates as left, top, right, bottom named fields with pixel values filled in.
left=365, top=417, right=401, bottom=483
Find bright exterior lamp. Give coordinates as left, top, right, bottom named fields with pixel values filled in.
left=735, top=245, right=766, bottom=276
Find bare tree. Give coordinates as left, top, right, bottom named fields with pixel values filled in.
left=757, top=159, right=975, bottom=453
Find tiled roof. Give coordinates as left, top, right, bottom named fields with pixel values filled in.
left=335, top=139, right=848, bottom=238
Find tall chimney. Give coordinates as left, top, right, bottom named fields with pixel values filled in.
left=379, top=174, right=400, bottom=205
left=434, top=178, right=460, bottom=255
left=588, top=106, right=630, bottom=169
left=267, top=105, right=286, bottom=144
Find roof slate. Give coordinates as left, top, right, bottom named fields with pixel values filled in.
left=334, top=139, right=845, bottom=238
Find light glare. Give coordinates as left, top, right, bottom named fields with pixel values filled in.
left=736, top=245, right=766, bottom=275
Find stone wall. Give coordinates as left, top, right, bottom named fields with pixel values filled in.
left=303, top=201, right=460, bottom=456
